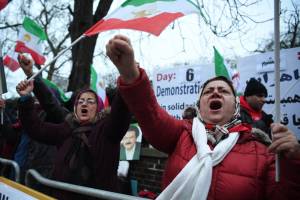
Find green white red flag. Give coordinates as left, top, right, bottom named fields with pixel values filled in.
left=214, top=47, right=242, bottom=95
left=90, top=65, right=109, bottom=108
left=84, top=0, right=199, bottom=36
left=42, top=78, right=69, bottom=102
left=15, top=17, right=47, bottom=65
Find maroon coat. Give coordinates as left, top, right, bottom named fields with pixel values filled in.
left=118, top=68, right=300, bottom=200
left=19, top=92, right=131, bottom=199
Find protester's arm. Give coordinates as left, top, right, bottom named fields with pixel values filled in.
left=266, top=123, right=300, bottom=199
left=264, top=154, right=300, bottom=200
left=18, top=54, right=69, bottom=123
left=33, top=77, right=69, bottom=123
left=103, top=90, right=131, bottom=143
left=106, top=35, right=185, bottom=153
left=268, top=123, right=300, bottom=159
left=16, top=80, right=70, bottom=145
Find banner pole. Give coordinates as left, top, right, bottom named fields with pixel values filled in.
left=274, top=0, right=280, bottom=183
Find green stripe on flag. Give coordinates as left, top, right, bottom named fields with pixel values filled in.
left=42, top=78, right=69, bottom=102
left=214, top=47, right=230, bottom=79
left=23, top=17, right=47, bottom=40
left=122, top=0, right=176, bottom=7
left=90, top=65, right=98, bottom=93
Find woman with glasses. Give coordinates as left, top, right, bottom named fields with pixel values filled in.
left=16, top=81, right=131, bottom=200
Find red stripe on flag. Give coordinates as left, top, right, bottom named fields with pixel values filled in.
left=3, top=55, right=20, bottom=72
left=84, top=12, right=184, bottom=37
left=15, top=41, right=46, bottom=65
left=0, top=0, right=9, bottom=11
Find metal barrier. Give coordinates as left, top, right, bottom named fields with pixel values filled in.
left=25, top=169, right=150, bottom=200
left=0, top=157, right=20, bottom=182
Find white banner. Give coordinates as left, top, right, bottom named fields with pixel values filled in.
left=0, top=182, right=37, bottom=200
left=153, top=64, right=214, bottom=119
left=238, top=47, right=300, bottom=138
left=153, top=47, right=300, bottom=138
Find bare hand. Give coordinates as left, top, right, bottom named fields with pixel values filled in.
left=18, top=54, right=34, bottom=77
left=269, top=123, right=300, bottom=159
left=16, top=80, right=34, bottom=96
left=106, top=34, right=139, bottom=83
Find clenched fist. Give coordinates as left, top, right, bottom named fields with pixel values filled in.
left=106, top=34, right=140, bottom=84
left=16, top=80, right=34, bottom=97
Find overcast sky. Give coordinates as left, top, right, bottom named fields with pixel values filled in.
left=92, top=0, right=276, bottom=74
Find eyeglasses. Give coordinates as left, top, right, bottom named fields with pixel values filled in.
left=78, top=98, right=97, bottom=105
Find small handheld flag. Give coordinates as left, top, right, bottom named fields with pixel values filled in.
left=15, top=17, right=47, bottom=65
left=3, top=52, right=20, bottom=72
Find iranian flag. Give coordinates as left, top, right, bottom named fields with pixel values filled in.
left=15, top=17, right=47, bottom=65
left=84, top=0, right=199, bottom=36
left=42, top=78, right=69, bottom=102
left=214, top=47, right=242, bottom=95
left=3, top=53, right=20, bottom=72
left=90, top=65, right=109, bottom=108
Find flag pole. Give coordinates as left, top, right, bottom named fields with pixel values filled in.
left=28, top=34, right=86, bottom=81
left=0, top=46, right=8, bottom=124
left=274, top=0, right=280, bottom=182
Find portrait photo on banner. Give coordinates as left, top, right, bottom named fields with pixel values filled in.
left=120, top=123, right=142, bottom=161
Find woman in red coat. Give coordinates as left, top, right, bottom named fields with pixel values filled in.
left=106, top=34, right=300, bottom=200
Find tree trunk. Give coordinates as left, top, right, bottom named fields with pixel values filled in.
left=67, top=0, right=113, bottom=92
left=47, top=62, right=56, bottom=81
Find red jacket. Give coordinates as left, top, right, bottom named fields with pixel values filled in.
left=118, top=68, right=300, bottom=200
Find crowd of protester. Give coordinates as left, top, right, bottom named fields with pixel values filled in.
left=0, top=35, right=300, bottom=200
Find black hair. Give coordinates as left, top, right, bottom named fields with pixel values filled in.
left=127, top=125, right=140, bottom=138
left=182, top=106, right=197, bottom=120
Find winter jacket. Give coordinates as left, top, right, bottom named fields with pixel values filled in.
left=20, top=77, right=70, bottom=182
left=118, top=68, right=300, bottom=200
left=0, top=120, right=21, bottom=159
left=33, top=76, right=69, bottom=122
left=240, top=96, right=273, bottom=138
left=19, top=91, right=131, bottom=199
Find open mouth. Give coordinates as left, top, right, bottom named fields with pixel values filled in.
left=209, top=100, right=222, bottom=110
left=81, top=108, right=88, bottom=114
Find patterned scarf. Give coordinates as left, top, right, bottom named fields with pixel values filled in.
left=157, top=118, right=239, bottom=200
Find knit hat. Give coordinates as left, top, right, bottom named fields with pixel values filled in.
left=244, top=78, right=267, bottom=97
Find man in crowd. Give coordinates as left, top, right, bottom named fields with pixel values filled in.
left=240, top=78, right=273, bottom=140
left=120, top=125, right=141, bottom=160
